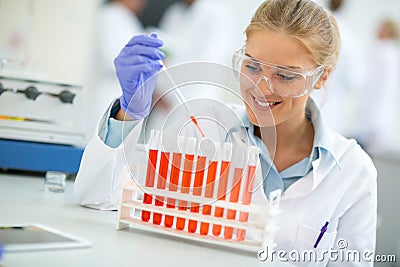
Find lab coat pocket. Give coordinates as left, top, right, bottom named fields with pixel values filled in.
left=291, top=224, right=337, bottom=266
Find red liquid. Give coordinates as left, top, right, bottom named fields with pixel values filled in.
left=188, top=156, right=206, bottom=233
left=153, top=151, right=170, bottom=225
left=212, top=160, right=230, bottom=236
left=164, top=153, right=182, bottom=228
left=142, top=148, right=158, bottom=222
left=176, top=153, right=195, bottom=230
left=190, top=116, right=205, bottom=138
left=224, top=167, right=243, bottom=239
left=236, top=165, right=256, bottom=241
left=200, top=160, right=218, bottom=235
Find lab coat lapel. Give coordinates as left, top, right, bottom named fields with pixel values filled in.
left=280, top=153, right=338, bottom=199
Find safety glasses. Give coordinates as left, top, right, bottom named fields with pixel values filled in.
left=232, top=45, right=324, bottom=98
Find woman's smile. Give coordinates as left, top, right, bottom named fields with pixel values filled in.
left=251, top=93, right=283, bottom=111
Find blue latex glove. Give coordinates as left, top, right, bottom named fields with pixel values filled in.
left=114, top=33, right=165, bottom=120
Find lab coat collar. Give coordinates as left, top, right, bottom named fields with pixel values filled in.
left=282, top=98, right=344, bottom=199
left=307, top=97, right=341, bottom=169
left=241, top=97, right=341, bottom=168
left=282, top=148, right=339, bottom=199
left=240, top=97, right=343, bottom=199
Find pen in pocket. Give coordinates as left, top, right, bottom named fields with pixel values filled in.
left=314, top=221, right=329, bottom=248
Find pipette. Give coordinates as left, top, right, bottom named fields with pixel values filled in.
left=161, top=63, right=205, bottom=138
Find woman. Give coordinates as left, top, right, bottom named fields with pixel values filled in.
left=75, top=0, right=377, bottom=265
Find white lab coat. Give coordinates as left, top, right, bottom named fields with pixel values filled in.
left=75, top=100, right=377, bottom=266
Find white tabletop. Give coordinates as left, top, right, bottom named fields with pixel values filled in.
left=0, top=173, right=291, bottom=267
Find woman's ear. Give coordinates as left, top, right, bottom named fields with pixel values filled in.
left=314, top=67, right=332, bottom=89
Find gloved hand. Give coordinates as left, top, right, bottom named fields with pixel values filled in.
left=114, top=33, right=165, bottom=120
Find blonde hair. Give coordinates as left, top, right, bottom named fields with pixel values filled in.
left=245, top=0, right=341, bottom=69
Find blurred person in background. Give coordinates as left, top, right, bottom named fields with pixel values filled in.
left=313, top=0, right=366, bottom=137
left=156, top=0, right=235, bottom=101
left=88, top=0, right=147, bottom=135
left=158, top=0, right=197, bottom=38
left=158, top=0, right=234, bottom=67
left=357, top=18, right=400, bottom=154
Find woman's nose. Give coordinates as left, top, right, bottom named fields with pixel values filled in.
left=256, top=76, right=274, bottom=96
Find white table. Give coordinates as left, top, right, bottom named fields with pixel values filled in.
left=0, top=173, right=291, bottom=267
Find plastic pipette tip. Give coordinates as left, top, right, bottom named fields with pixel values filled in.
left=160, top=61, right=205, bottom=138
left=190, top=116, right=205, bottom=138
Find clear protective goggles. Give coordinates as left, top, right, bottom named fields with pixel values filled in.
left=232, top=45, right=324, bottom=98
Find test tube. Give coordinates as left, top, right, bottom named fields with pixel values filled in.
left=153, top=150, right=170, bottom=225
left=188, top=151, right=207, bottom=233
left=176, top=137, right=197, bottom=231
left=224, top=147, right=246, bottom=239
left=212, top=142, right=232, bottom=236
left=200, top=143, right=221, bottom=235
left=164, top=157, right=181, bottom=227
left=142, top=130, right=161, bottom=222
left=164, top=136, right=185, bottom=228
left=236, top=146, right=260, bottom=241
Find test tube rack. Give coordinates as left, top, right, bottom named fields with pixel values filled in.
left=117, top=131, right=281, bottom=252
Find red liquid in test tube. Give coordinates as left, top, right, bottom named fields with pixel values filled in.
left=224, top=148, right=246, bottom=239
left=212, top=143, right=232, bottom=236
left=200, top=143, right=221, bottom=235
left=236, top=146, right=260, bottom=241
left=142, top=130, right=161, bottom=222
left=188, top=154, right=206, bottom=233
left=153, top=151, right=170, bottom=225
left=164, top=152, right=182, bottom=228
left=176, top=137, right=197, bottom=231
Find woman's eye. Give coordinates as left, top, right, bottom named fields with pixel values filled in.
left=244, top=63, right=262, bottom=73
left=275, top=73, right=297, bottom=82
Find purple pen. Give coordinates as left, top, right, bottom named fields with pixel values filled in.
left=313, top=221, right=329, bottom=248
left=0, top=244, right=4, bottom=260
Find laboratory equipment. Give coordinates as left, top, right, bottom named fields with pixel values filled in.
left=161, top=64, right=205, bottom=137
left=212, top=143, right=232, bottom=236
left=236, top=147, right=258, bottom=241
left=199, top=143, right=220, bottom=235
left=224, top=151, right=245, bottom=240
left=176, top=137, right=196, bottom=230
left=117, top=130, right=281, bottom=252
left=187, top=153, right=206, bottom=233
left=141, top=130, right=160, bottom=222
left=153, top=151, right=170, bottom=225
left=164, top=151, right=182, bottom=228
left=0, top=76, right=86, bottom=174
left=0, top=84, right=75, bottom=103
left=44, top=171, right=67, bottom=193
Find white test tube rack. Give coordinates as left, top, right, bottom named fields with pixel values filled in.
left=116, top=130, right=281, bottom=252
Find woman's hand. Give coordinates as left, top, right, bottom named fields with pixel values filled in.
left=114, top=33, right=165, bottom=120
